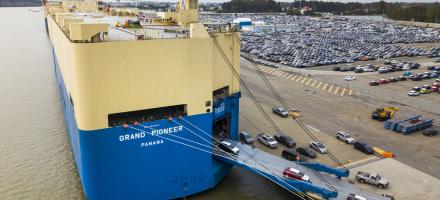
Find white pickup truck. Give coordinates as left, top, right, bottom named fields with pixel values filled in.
left=356, top=171, right=389, bottom=189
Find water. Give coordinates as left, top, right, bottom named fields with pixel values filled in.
left=0, top=7, right=295, bottom=200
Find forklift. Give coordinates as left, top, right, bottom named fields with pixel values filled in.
left=371, top=107, right=399, bottom=121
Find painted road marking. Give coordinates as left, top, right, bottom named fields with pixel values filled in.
left=296, top=77, right=303, bottom=82
left=286, top=74, right=293, bottom=80
left=322, top=83, right=328, bottom=90
left=282, top=73, right=289, bottom=78
left=348, top=90, right=353, bottom=96
left=307, top=125, right=321, bottom=132
left=328, top=85, right=334, bottom=93
left=334, top=86, right=340, bottom=94
left=262, top=68, right=271, bottom=72
left=272, top=70, right=280, bottom=75
left=274, top=71, right=283, bottom=76
left=311, top=80, right=317, bottom=87
left=341, top=88, right=346, bottom=96
left=301, top=78, right=308, bottom=84
left=306, top=79, right=313, bottom=85
left=267, top=68, right=276, bottom=74
left=291, top=75, right=297, bottom=80
left=316, top=82, right=322, bottom=89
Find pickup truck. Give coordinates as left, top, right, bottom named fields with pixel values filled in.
left=356, top=171, right=389, bottom=189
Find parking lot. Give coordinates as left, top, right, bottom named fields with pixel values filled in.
left=348, top=158, right=440, bottom=200
left=238, top=57, right=440, bottom=183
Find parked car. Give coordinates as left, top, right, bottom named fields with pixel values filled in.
left=378, top=79, right=388, bottom=84
left=369, top=81, right=379, bottom=86
left=423, top=129, right=438, bottom=137
left=397, top=76, right=407, bottom=81
left=437, top=78, right=440, bottom=82
left=281, top=149, right=307, bottom=162
left=309, top=141, right=327, bottom=154
left=431, top=87, right=439, bottom=92
left=218, top=141, right=239, bottom=155
left=347, top=194, right=367, bottom=200
left=239, top=131, right=254, bottom=144
left=336, top=131, right=355, bottom=144
left=283, top=167, right=310, bottom=182
left=345, top=76, right=356, bottom=81
left=274, top=134, right=296, bottom=148
left=272, top=107, right=289, bottom=117
left=356, top=171, right=389, bottom=189
left=408, top=90, right=420, bottom=96
left=388, top=77, right=398, bottom=82
left=412, top=86, right=421, bottom=92
left=353, top=142, right=374, bottom=154
left=296, top=147, right=317, bottom=158
left=257, top=134, right=278, bottom=148
left=420, top=88, right=431, bottom=94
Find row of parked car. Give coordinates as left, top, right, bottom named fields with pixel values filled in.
left=408, top=71, right=439, bottom=81
left=369, top=76, right=407, bottom=86
left=408, top=83, right=440, bottom=96
left=379, top=61, right=420, bottom=74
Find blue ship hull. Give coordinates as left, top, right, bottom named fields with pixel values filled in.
left=52, top=48, right=240, bottom=199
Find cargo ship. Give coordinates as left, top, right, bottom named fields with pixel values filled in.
left=43, top=0, right=240, bottom=199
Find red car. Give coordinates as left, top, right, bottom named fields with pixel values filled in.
left=378, top=79, right=389, bottom=84
left=283, top=167, right=310, bottom=182
left=431, top=86, right=439, bottom=92
left=432, top=83, right=439, bottom=87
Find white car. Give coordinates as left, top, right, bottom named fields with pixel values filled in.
left=402, top=66, right=411, bottom=70
left=436, top=78, right=440, bottom=82
left=309, top=141, right=327, bottom=154
left=336, top=131, right=355, bottom=144
left=345, top=76, right=356, bottom=81
left=257, top=134, right=278, bottom=148
left=218, top=141, right=239, bottom=155
left=408, top=90, right=420, bottom=96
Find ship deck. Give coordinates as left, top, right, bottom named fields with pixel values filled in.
left=69, top=13, right=189, bottom=41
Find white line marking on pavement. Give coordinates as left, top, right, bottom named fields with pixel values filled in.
left=306, top=79, right=313, bottom=85
left=328, top=85, right=334, bottom=93
left=340, top=88, right=346, bottom=96
left=301, top=78, right=308, bottom=84
left=307, top=125, right=321, bottom=132
left=316, top=82, right=322, bottom=89
left=322, top=83, right=328, bottom=90
left=311, top=80, right=317, bottom=87
left=286, top=74, right=293, bottom=80
left=334, top=86, right=340, bottom=94
left=291, top=75, right=297, bottom=80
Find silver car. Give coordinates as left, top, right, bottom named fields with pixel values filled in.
left=257, top=134, right=278, bottom=148
left=309, top=141, right=327, bottom=154
left=272, top=107, right=289, bottom=117
left=336, top=131, right=355, bottom=144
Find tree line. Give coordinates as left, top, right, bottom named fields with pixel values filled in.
left=220, top=0, right=440, bottom=23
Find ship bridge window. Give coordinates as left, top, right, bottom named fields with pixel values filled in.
left=108, top=104, right=187, bottom=127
